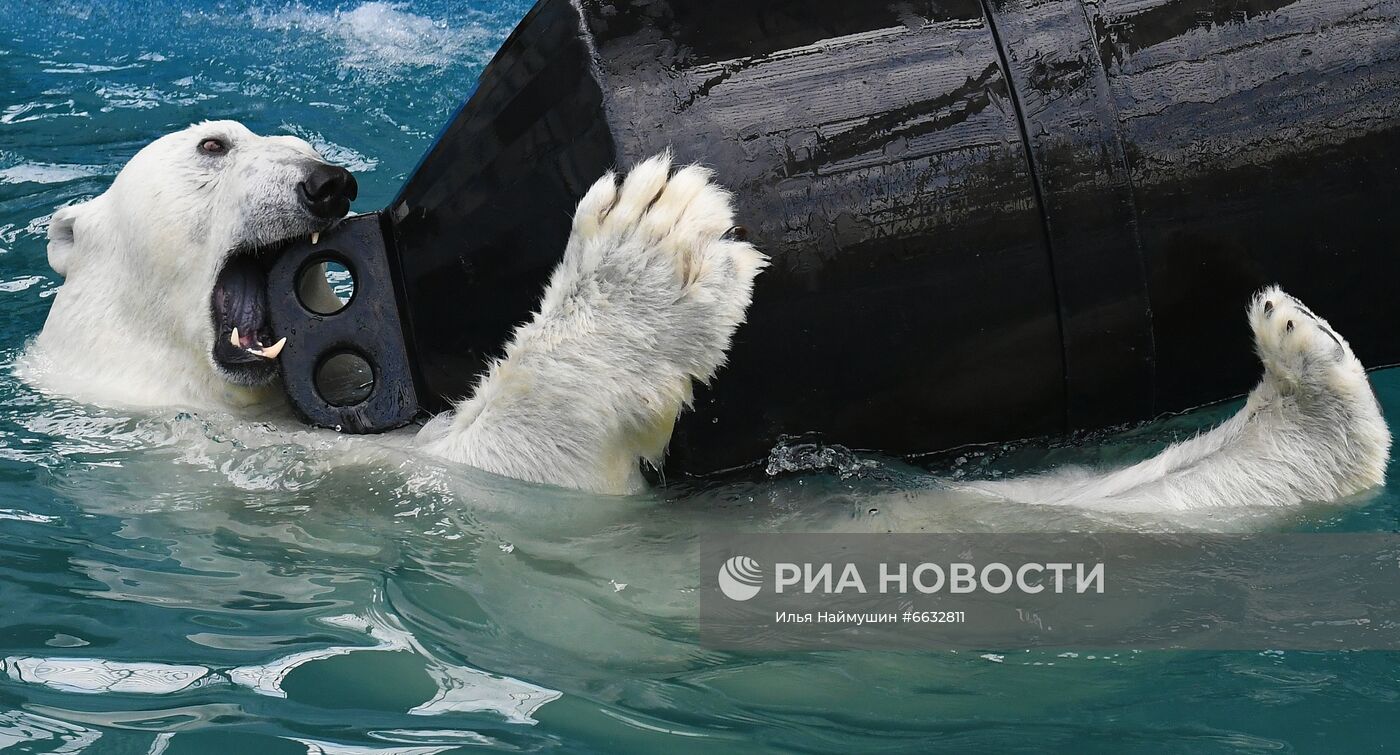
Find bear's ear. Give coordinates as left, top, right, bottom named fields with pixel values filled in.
left=46, top=201, right=90, bottom=278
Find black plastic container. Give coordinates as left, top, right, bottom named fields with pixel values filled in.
left=270, top=0, right=1400, bottom=474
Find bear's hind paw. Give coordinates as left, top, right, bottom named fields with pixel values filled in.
left=1248, top=286, right=1365, bottom=395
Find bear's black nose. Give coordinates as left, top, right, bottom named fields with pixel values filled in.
left=299, top=164, right=358, bottom=219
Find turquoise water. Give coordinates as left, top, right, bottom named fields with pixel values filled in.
left=2, top=2, right=1400, bottom=752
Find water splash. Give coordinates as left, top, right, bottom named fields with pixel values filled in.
left=249, top=2, right=499, bottom=77
left=764, top=436, right=880, bottom=479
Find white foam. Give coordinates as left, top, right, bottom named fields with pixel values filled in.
left=92, top=82, right=216, bottom=112
left=0, top=162, right=104, bottom=185
left=250, top=2, right=496, bottom=75
left=279, top=123, right=379, bottom=171
left=0, top=100, right=89, bottom=125
left=39, top=62, right=142, bottom=74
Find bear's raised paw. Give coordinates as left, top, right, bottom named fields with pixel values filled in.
left=545, top=152, right=767, bottom=384
left=426, top=153, right=768, bottom=493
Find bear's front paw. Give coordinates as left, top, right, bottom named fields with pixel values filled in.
left=547, top=152, right=767, bottom=382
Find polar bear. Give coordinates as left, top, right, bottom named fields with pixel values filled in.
left=17, top=121, right=1391, bottom=509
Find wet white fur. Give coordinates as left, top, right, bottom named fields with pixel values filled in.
left=967, top=288, right=1391, bottom=512
left=21, top=122, right=766, bottom=495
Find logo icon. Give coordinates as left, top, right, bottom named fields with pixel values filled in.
left=718, top=556, right=763, bottom=601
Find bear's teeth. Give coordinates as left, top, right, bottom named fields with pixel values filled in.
left=232, top=327, right=285, bottom=359
left=245, top=337, right=288, bottom=359
left=311, top=232, right=320, bottom=245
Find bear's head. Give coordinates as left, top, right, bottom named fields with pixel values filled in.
left=27, top=120, right=357, bottom=410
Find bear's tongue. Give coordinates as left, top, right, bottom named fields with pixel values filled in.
left=212, top=255, right=286, bottom=360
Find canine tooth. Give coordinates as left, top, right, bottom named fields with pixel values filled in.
left=260, top=337, right=287, bottom=359
left=230, top=327, right=240, bottom=347
left=311, top=232, right=320, bottom=245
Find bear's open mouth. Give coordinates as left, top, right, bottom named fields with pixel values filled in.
left=209, top=238, right=299, bottom=385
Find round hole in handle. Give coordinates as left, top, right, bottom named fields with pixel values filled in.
left=314, top=350, right=375, bottom=407
left=296, top=254, right=356, bottom=315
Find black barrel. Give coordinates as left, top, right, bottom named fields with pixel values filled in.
left=273, top=0, right=1400, bottom=475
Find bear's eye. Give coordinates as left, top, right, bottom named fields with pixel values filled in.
left=199, top=138, right=228, bottom=156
